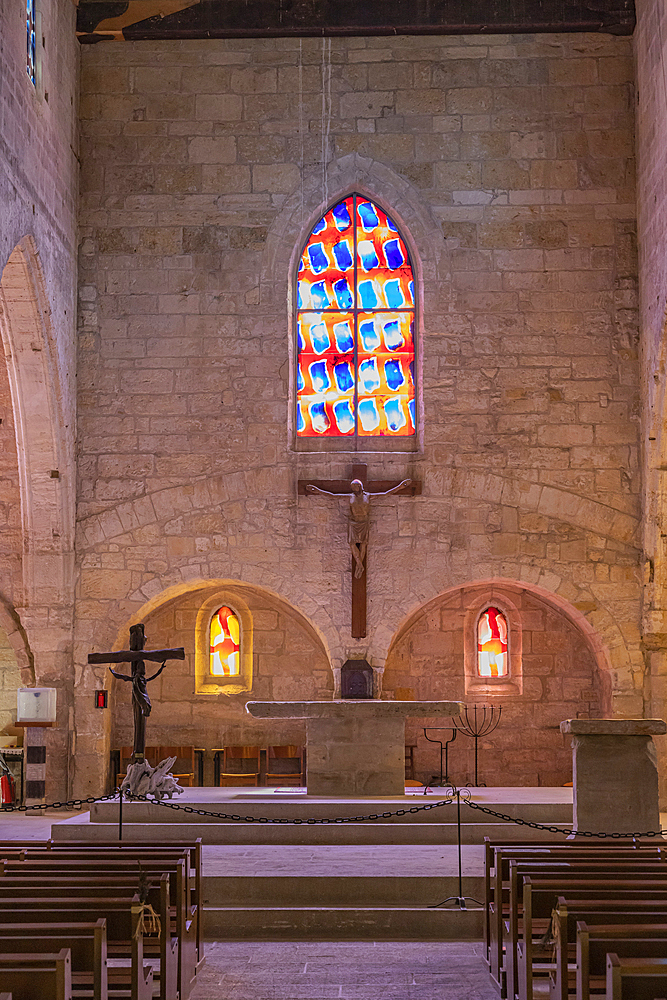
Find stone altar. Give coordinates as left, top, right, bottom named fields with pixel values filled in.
left=246, top=700, right=464, bottom=796
left=560, top=718, right=667, bottom=835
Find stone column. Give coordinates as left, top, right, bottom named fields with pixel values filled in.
left=560, top=719, right=666, bottom=835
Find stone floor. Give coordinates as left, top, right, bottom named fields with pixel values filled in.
left=192, top=941, right=496, bottom=1000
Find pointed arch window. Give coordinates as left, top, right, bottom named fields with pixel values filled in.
left=296, top=194, right=416, bottom=441
left=210, top=606, right=240, bottom=677
left=477, top=607, right=509, bottom=678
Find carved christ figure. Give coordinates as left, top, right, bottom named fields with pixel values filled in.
left=306, top=478, right=411, bottom=578
left=109, top=624, right=167, bottom=757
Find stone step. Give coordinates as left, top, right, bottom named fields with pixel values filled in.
left=88, top=795, right=573, bottom=826
left=203, top=874, right=485, bottom=907
left=51, top=819, right=572, bottom=845
left=203, top=905, right=484, bottom=940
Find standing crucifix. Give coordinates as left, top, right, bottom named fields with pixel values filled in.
left=88, top=624, right=185, bottom=762
left=298, top=464, right=421, bottom=638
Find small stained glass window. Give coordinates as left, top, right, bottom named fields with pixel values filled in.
left=26, top=0, right=36, bottom=86
left=210, top=606, right=240, bottom=676
left=296, top=194, right=416, bottom=438
left=477, top=608, right=508, bottom=677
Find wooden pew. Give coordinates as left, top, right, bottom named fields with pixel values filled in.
left=507, top=864, right=667, bottom=1000
left=45, top=840, right=204, bottom=973
left=0, top=877, right=177, bottom=1000
left=0, top=899, right=153, bottom=1000
left=574, top=923, right=667, bottom=1000
left=0, top=948, right=71, bottom=1000
left=4, top=856, right=195, bottom=997
left=516, top=879, right=667, bottom=1000
left=606, top=955, right=667, bottom=1000
left=486, top=843, right=666, bottom=993
left=549, top=907, right=667, bottom=1000
left=0, top=920, right=107, bottom=1000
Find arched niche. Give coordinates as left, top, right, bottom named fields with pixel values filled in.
left=383, top=579, right=609, bottom=787
left=107, top=581, right=333, bottom=773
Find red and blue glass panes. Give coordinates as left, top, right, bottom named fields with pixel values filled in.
left=26, top=0, right=36, bottom=85
left=210, top=606, right=240, bottom=676
left=296, top=195, right=415, bottom=437
left=477, top=608, right=509, bottom=678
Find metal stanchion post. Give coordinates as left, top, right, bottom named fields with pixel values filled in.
left=118, top=785, right=123, bottom=841
left=429, top=787, right=483, bottom=911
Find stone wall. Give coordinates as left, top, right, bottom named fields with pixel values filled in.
left=385, top=582, right=607, bottom=786
left=0, top=1, right=79, bottom=796
left=635, top=0, right=667, bottom=800
left=76, top=31, right=641, bottom=794
left=110, top=583, right=332, bottom=784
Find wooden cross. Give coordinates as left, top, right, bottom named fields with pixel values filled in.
left=88, top=623, right=185, bottom=762
left=298, top=464, right=420, bottom=639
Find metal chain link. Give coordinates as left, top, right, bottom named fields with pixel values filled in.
left=0, top=792, right=119, bottom=814
left=1, top=789, right=663, bottom=841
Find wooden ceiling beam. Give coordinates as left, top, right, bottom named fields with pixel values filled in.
left=77, top=0, right=635, bottom=43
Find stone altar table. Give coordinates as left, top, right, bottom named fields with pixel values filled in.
left=560, top=718, right=667, bottom=835
left=246, top=700, right=464, bottom=796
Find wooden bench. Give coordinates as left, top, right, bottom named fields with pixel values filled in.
left=0, top=898, right=153, bottom=1000
left=507, top=863, right=667, bottom=1000
left=573, top=923, right=667, bottom=1000
left=4, top=855, right=195, bottom=997
left=0, top=948, right=71, bottom=1000
left=0, top=920, right=107, bottom=1000
left=606, top=955, right=667, bottom=1000
left=0, top=877, right=177, bottom=1000
left=514, top=876, right=667, bottom=1000
left=485, top=842, right=666, bottom=994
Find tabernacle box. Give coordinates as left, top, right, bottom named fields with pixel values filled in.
left=16, top=687, right=57, bottom=727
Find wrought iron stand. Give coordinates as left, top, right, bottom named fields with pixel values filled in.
left=423, top=727, right=457, bottom=786
left=453, top=703, right=502, bottom=787
left=429, top=787, right=483, bottom=911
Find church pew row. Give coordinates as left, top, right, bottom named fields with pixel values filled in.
left=0, top=901, right=153, bottom=1000
left=0, top=878, right=177, bottom=1000
left=0, top=840, right=203, bottom=997
left=482, top=842, right=667, bottom=999
left=606, top=956, right=667, bottom=1000
left=517, top=881, right=667, bottom=1000
left=484, top=841, right=667, bottom=984
left=0, top=921, right=107, bottom=1000
left=570, top=923, right=667, bottom=1000
left=0, top=949, right=71, bottom=1000
left=484, top=841, right=667, bottom=983
left=1, top=855, right=196, bottom=996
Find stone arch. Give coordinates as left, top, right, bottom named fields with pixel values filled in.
left=387, top=577, right=613, bottom=682
left=100, top=579, right=333, bottom=772
left=384, top=578, right=612, bottom=786
left=0, top=237, right=73, bottom=609
left=0, top=596, right=35, bottom=688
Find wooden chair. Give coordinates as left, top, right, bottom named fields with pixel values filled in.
left=216, top=746, right=261, bottom=786
left=266, top=746, right=304, bottom=786
left=156, top=746, right=196, bottom=787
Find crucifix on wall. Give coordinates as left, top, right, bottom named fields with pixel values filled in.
left=298, top=464, right=421, bottom=638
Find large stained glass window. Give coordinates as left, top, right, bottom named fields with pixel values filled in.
left=477, top=608, right=509, bottom=678
left=210, top=606, right=240, bottom=676
left=26, top=0, right=36, bottom=86
left=296, top=195, right=416, bottom=438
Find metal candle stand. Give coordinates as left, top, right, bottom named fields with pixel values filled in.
left=422, top=727, right=457, bottom=786
left=453, top=703, right=502, bottom=787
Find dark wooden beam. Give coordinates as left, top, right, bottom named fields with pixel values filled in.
left=77, top=0, right=635, bottom=42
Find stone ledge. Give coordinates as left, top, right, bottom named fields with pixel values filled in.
left=560, top=718, right=667, bottom=736
left=246, top=700, right=464, bottom=719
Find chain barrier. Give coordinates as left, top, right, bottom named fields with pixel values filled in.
left=0, top=791, right=119, bottom=814
left=123, top=791, right=665, bottom=840
left=2, top=788, right=663, bottom=840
